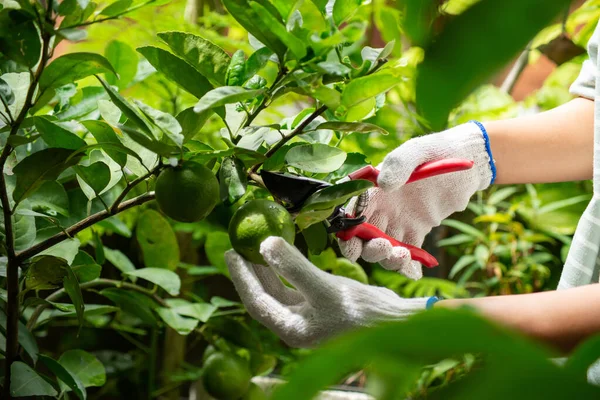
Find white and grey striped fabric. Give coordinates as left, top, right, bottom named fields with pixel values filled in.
left=559, top=20, right=600, bottom=382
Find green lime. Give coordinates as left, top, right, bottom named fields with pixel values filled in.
left=202, top=352, right=252, bottom=400
left=155, top=161, right=219, bottom=223
left=228, top=199, right=295, bottom=264
left=203, top=345, right=218, bottom=364
left=241, top=382, right=268, bottom=400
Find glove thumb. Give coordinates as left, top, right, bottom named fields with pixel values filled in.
left=377, top=141, right=428, bottom=192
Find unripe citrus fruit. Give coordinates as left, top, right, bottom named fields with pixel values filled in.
left=241, top=382, right=268, bottom=400
left=228, top=199, right=295, bottom=264
left=155, top=161, right=218, bottom=222
left=202, top=352, right=252, bottom=400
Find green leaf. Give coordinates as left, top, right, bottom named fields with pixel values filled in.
left=55, top=86, right=108, bottom=121
left=0, top=309, right=39, bottom=364
left=332, top=258, right=368, bottom=284
left=0, top=201, right=36, bottom=251
left=449, top=254, right=477, bottom=279
left=226, top=50, right=246, bottom=86
left=176, top=106, right=213, bottom=142
left=325, top=152, right=368, bottom=182
left=96, top=76, right=153, bottom=136
left=285, top=144, right=347, bottom=173
left=249, top=2, right=307, bottom=59
left=219, top=157, right=247, bottom=205
left=136, top=209, right=180, bottom=270
left=25, top=255, right=68, bottom=291
left=341, top=71, right=399, bottom=108
left=301, top=222, right=327, bottom=255
left=39, top=354, right=87, bottom=400
left=0, top=16, right=41, bottom=68
left=243, top=47, right=273, bottom=83
left=313, top=121, right=388, bottom=135
left=165, top=299, right=217, bottom=322
left=118, top=124, right=180, bottom=157
left=222, top=0, right=286, bottom=59
left=442, top=219, right=487, bottom=240
left=71, top=250, right=102, bottom=283
left=133, top=99, right=183, bottom=148
left=0, top=76, right=14, bottom=106
left=58, top=0, right=90, bottom=15
left=99, top=0, right=132, bottom=17
left=205, top=231, right=232, bottom=274
left=333, top=0, right=361, bottom=25
left=193, top=86, right=265, bottom=114
left=124, top=268, right=181, bottom=296
left=100, top=288, right=157, bottom=324
left=416, top=0, right=572, bottom=129
left=75, top=162, right=111, bottom=198
left=58, top=350, right=106, bottom=389
left=262, top=143, right=303, bottom=171
left=103, top=247, right=136, bottom=276
left=10, top=361, right=58, bottom=397
left=136, top=46, right=213, bottom=99
left=63, top=264, right=85, bottom=329
left=28, top=181, right=69, bottom=217
left=211, top=296, right=241, bottom=308
left=39, top=238, right=81, bottom=265
left=40, top=53, right=117, bottom=90
left=82, top=120, right=128, bottom=167
left=565, top=335, right=600, bottom=377
left=156, top=308, right=199, bottom=335
left=302, top=180, right=373, bottom=212
left=105, top=40, right=138, bottom=89
left=158, top=31, right=230, bottom=86
left=437, top=234, right=475, bottom=247
left=34, top=116, right=86, bottom=150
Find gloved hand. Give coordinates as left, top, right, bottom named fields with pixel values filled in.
left=225, top=236, right=430, bottom=348
left=339, top=121, right=494, bottom=279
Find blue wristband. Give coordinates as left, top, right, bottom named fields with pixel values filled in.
left=469, top=120, right=496, bottom=185
left=426, top=296, right=442, bottom=309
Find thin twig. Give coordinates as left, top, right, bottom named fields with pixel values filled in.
left=110, top=165, right=162, bottom=213
left=0, top=97, right=14, bottom=124
left=58, top=1, right=150, bottom=30
left=26, top=278, right=168, bottom=330
left=16, top=192, right=156, bottom=263
left=500, top=43, right=531, bottom=94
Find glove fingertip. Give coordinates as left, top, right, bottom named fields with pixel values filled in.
left=339, top=237, right=362, bottom=262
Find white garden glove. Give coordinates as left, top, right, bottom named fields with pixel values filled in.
left=339, top=121, right=494, bottom=279
left=225, top=236, right=429, bottom=348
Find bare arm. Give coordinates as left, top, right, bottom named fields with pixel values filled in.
left=485, top=97, right=594, bottom=184
left=436, top=283, right=600, bottom=352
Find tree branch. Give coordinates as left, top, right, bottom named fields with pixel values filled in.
left=16, top=192, right=156, bottom=264
left=110, top=165, right=162, bottom=213
left=500, top=44, right=531, bottom=94
left=250, top=105, right=327, bottom=174
left=26, top=278, right=168, bottom=331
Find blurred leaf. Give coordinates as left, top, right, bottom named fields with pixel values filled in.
left=40, top=53, right=117, bottom=90
left=437, top=234, right=475, bottom=247
left=416, top=0, right=572, bottom=129
left=302, top=222, right=327, bottom=255
left=136, top=209, right=180, bottom=270
left=137, top=46, right=213, bottom=99
left=59, top=350, right=106, bottom=390
left=285, top=144, right=347, bottom=173
left=210, top=296, right=241, bottom=308
left=250, top=2, right=307, bottom=59
left=10, top=362, right=58, bottom=397
left=82, top=120, right=128, bottom=167
left=333, top=0, right=361, bottom=24
left=96, top=76, right=153, bottom=136
left=158, top=31, right=231, bottom=86
left=219, top=157, right=247, bottom=205
left=165, top=299, right=217, bottom=322
left=34, top=116, right=86, bottom=150
left=538, top=194, right=592, bottom=214
left=401, top=0, right=438, bottom=46
left=332, top=258, right=368, bottom=284
left=449, top=254, right=477, bottom=279
left=488, top=187, right=519, bottom=205
left=193, top=86, right=265, bottom=114
left=222, top=0, right=286, bottom=59
left=100, top=288, right=157, bottom=324
left=565, top=335, right=600, bottom=378
left=314, top=121, right=389, bottom=135
left=39, top=354, right=87, bottom=400
left=341, top=71, right=398, bottom=108
left=205, top=231, right=232, bottom=274
left=105, top=40, right=138, bottom=89
left=156, top=308, right=199, bottom=335
left=124, top=268, right=181, bottom=296
left=99, top=0, right=132, bottom=17
left=442, top=219, right=487, bottom=240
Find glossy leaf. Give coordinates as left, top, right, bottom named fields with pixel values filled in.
left=133, top=99, right=183, bottom=148
left=250, top=2, right=307, bottom=59
left=325, top=152, right=369, bottom=182
left=124, top=268, right=181, bottom=295
left=82, top=120, right=128, bottom=167
left=136, top=209, right=180, bottom=270
left=219, top=157, right=247, bottom=205
left=341, top=71, right=399, bottom=108
left=302, top=179, right=373, bottom=212
left=137, top=46, right=213, bottom=99
left=313, top=121, right=389, bottom=135
left=55, top=86, right=108, bottom=121
left=176, top=106, right=213, bottom=142
left=222, top=0, right=286, bottom=59
left=34, top=116, right=86, bottom=150
left=40, top=53, right=117, bottom=90
left=10, top=362, right=58, bottom=397
left=243, top=47, right=273, bottom=83
left=285, top=144, right=347, bottom=173
left=39, top=354, right=87, bottom=400
left=39, top=238, right=81, bottom=265
left=105, top=40, right=138, bottom=89
left=158, top=31, right=230, bottom=86
left=193, top=86, right=265, bottom=114
left=156, top=308, right=199, bottom=335
left=416, top=0, right=572, bottom=129
left=96, top=76, right=153, bottom=136
left=0, top=76, right=14, bottom=106
left=58, top=350, right=106, bottom=389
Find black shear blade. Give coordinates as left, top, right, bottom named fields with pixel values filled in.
left=260, top=170, right=330, bottom=212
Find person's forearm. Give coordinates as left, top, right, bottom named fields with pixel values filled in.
left=484, top=97, right=594, bottom=184
left=435, top=283, right=600, bottom=352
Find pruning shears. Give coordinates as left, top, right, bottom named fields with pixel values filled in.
left=260, top=158, right=474, bottom=268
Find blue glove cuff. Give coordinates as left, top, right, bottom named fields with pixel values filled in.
left=426, top=296, right=442, bottom=309
left=469, top=120, right=496, bottom=185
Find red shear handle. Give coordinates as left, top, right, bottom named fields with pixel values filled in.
left=336, top=223, right=438, bottom=268
left=347, top=158, right=474, bottom=186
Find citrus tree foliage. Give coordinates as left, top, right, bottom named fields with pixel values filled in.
left=1, top=0, right=600, bottom=399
